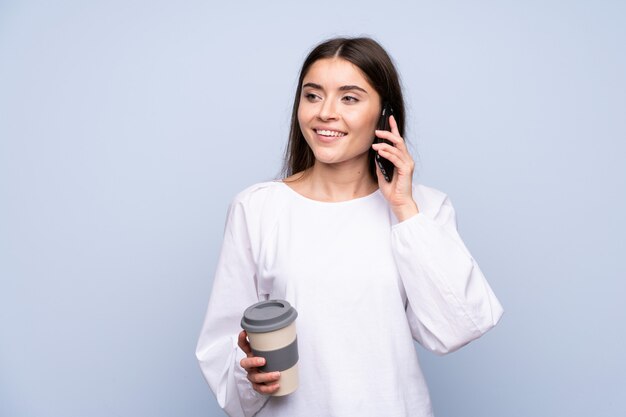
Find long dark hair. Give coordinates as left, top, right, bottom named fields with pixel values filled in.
left=282, top=37, right=406, bottom=182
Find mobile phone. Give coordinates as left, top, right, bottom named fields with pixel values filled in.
left=374, top=102, right=394, bottom=182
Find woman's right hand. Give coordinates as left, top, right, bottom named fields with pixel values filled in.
left=238, top=330, right=281, bottom=395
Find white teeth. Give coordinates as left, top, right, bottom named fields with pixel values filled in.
left=316, top=129, right=346, bottom=137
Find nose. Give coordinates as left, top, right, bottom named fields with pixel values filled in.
left=318, top=98, right=338, bottom=121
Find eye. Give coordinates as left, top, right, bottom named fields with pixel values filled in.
left=304, top=92, right=320, bottom=101
left=342, top=95, right=359, bottom=103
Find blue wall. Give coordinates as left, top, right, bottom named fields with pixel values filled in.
left=1, top=1, right=625, bottom=416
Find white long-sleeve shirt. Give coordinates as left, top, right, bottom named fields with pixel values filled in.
left=196, top=181, right=503, bottom=417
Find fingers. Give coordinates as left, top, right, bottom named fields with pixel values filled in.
left=374, top=130, right=405, bottom=149
left=248, top=370, right=281, bottom=386
left=389, top=114, right=400, bottom=136
left=375, top=115, right=405, bottom=148
left=252, top=379, right=281, bottom=395
left=240, top=355, right=265, bottom=370
left=238, top=330, right=253, bottom=356
left=375, top=148, right=407, bottom=172
left=239, top=355, right=281, bottom=395
left=237, top=331, right=281, bottom=395
left=372, top=120, right=413, bottom=174
left=372, top=142, right=414, bottom=173
left=249, top=368, right=281, bottom=395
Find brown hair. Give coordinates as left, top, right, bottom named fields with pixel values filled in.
left=282, top=37, right=406, bottom=182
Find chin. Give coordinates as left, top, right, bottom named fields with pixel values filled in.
left=312, top=152, right=342, bottom=165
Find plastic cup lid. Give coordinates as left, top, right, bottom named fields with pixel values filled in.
left=241, top=299, right=298, bottom=333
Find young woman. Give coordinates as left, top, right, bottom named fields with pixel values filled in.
left=196, top=37, right=503, bottom=417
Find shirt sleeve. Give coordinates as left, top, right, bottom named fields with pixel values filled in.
left=391, top=193, right=504, bottom=355
left=195, top=198, right=269, bottom=417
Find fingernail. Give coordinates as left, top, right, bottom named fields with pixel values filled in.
left=257, top=358, right=265, bottom=366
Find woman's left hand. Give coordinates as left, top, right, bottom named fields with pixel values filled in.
left=371, top=114, right=419, bottom=222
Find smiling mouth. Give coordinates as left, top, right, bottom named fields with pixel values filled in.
left=314, top=129, right=347, bottom=137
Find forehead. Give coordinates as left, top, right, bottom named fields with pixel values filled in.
left=302, top=58, right=374, bottom=90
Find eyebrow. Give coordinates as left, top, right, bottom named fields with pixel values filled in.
left=302, top=82, right=369, bottom=94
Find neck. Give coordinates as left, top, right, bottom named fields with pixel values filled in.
left=291, top=158, right=377, bottom=202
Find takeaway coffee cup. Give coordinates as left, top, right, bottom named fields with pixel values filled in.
left=241, top=299, right=299, bottom=396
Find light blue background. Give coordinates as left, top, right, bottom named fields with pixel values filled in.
left=1, top=1, right=625, bottom=416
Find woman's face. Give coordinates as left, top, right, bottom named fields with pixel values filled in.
left=298, top=57, right=381, bottom=169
